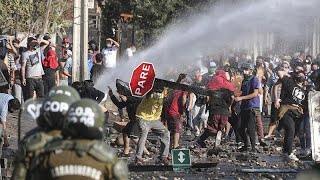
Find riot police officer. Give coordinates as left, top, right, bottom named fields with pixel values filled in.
left=30, top=99, right=128, bottom=180
left=12, top=86, right=80, bottom=180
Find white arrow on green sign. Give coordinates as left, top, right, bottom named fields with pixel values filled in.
left=172, top=149, right=191, bottom=166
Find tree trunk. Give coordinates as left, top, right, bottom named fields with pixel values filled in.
left=42, top=0, right=52, bottom=34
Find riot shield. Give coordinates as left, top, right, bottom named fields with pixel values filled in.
left=309, top=91, right=320, bottom=162
left=18, top=98, right=43, bottom=143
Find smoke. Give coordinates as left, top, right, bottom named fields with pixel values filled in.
left=95, top=0, right=320, bottom=92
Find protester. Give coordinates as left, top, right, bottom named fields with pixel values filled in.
left=275, top=69, right=306, bottom=161
left=102, top=38, right=119, bottom=69
left=21, top=37, right=48, bottom=99
left=90, top=53, right=105, bottom=83
left=41, top=35, right=59, bottom=95
left=197, top=70, right=234, bottom=148
left=0, top=93, right=20, bottom=148
left=72, top=80, right=105, bottom=103
left=166, top=77, right=191, bottom=149
left=59, top=49, right=72, bottom=85
left=235, top=63, right=260, bottom=152
left=134, top=86, right=170, bottom=165
left=108, top=80, right=151, bottom=157
left=125, top=44, right=136, bottom=60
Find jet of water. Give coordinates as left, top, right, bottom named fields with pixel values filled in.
left=95, top=0, right=320, bottom=92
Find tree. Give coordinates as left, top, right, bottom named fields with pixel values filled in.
left=101, top=0, right=213, bottom=47
left=0, top=0, right=73, bottom=38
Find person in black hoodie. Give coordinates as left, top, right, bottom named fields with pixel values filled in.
left=108, top=79, right=150, bottom=157
left=72, top=80, right=105, bottom=103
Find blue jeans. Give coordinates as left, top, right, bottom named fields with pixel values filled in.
left=299, top=115, right=311, bottom=150
left=136, top=118, right=170, bottom=159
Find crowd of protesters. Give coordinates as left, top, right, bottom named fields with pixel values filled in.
left=107, top=50, right=320, bottom=164
left=1, top=33, right=320, bottom=166
left=0, top=34, right=127, bottom=105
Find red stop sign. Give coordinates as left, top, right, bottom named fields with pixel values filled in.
left=130, top=62, right=156, bottom=97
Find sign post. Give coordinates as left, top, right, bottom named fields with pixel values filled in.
left=171, top=149, right=191, bottom=172
left=309, top=91, right=320, bottom=162
left=129, top=62, right=155, bottom=97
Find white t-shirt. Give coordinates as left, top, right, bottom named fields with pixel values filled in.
left=102, top=46, right=118, bottom=68
left=126, top=48, right=133, bottom=59
left=22, top=48, right=45, bottom=78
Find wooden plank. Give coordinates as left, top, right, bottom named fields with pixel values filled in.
left=241, top=168, right=298, bottom=173
left=128, top=162, right=218, bottom=172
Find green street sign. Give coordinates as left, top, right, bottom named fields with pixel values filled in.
left=171, top=149, right=191, bottom=172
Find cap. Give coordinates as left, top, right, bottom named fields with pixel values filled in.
left=64, top=50, right=72, bottom=56
left=209, top=62, right=217, bottom=67
left=43, top=34, right=51, bottom=40
left=304, top=59, right=312, bottom=64
left=27, top=37, right=37, bottom=44
left=63, top=37, right=70, bottom=43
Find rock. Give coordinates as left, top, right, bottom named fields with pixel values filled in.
left=219, top=172, right=225, bottom=177
left=159, top=175, right=169, bottom=179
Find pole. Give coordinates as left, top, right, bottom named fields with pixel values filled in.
left=72, top=0, right=81, bottom=83
left=80, top=0, right=89, bottom=81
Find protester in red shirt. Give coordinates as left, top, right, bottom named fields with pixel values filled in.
left=166, top=77, right=192, bottom=149
left=197, top=70, right=235, bottom=148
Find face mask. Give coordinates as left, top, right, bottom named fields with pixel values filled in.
left=32, top=44, right=39, bottom=50
left=305, top=65, right=311, bottom=71
left=295, top=76, right=305, bottom=83
left=209, top=68, right=216, bottom=74
left=107, top=44, right=112, bottom=48
left=132, top=50, right=136, bottom=53
left=153, top=92, right=162, bottom=99
left=243, top=70, right=251, bottom=75
left=283, top=67, right=290, bottom=72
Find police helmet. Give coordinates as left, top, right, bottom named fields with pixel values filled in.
left=63, top=99, right=105, bottom=140
left=48, top=85, right=80, bottom=100
left=37, top=93, right=80, bottom=130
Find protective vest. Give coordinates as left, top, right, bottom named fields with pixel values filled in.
left=29, top=139, right=128, bottom=180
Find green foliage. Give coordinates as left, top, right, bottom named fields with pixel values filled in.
left=0, top=0, right=73, bottom=36
left=101, top=0, right=214, bottom=47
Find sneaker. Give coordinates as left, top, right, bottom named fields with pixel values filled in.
left=282, top=153, right=299, bottom=162
left=135, top=157, right=144, bottom=165
left=196, top=139, right=207, bottom=148
left=194, top=126, right=200, bottom=136
left=215, top=131, right=222, bottom=147
left=142, top=153, right=153, bottom=160
left=264, top=135, right=271, bottom=139
left=186, top=129, right=192, bottom=136
left=259, top=139, right=268, bottom=147
left=156, top=157, right=170, bottom=165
